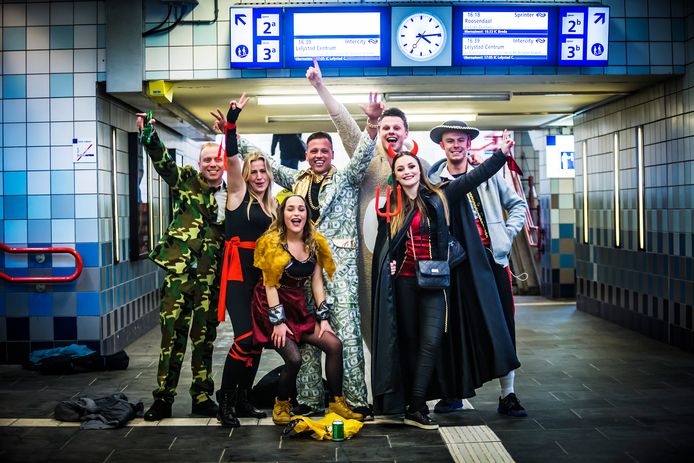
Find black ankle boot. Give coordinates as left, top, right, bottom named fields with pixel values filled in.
left=216, top=390, right=240, bottom=427
left=236, top=388, right=267, bottom=419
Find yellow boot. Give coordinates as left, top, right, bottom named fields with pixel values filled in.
left=272, top=398, right=292, bottom=425
left=328, top=396, right=364, bottom=421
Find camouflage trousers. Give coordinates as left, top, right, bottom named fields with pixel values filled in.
left=153, top=271, right=219, bottom=405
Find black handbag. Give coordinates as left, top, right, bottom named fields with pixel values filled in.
left=410, top=225, right=450, bottom=290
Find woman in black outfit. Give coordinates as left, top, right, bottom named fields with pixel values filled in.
left=371, top=133, right=516, bottom=429
left=215, top=94, right=277, bottom=426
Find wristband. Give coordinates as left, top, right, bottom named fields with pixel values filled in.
left=224, top=121, right=236, bottom=132
left=314, top=300, right=331, bottom=321
left=226, top=106, right=242, bottom=125
left=366, top=120, right=379, bottom=130
left=269, top=303, right=286, bottom=325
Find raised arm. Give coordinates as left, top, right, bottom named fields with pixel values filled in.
left=342, top=92, right=382, bottom=185
left=444, top=130, right=516, bottom=202
left=136, top=113, right=182, bottom=188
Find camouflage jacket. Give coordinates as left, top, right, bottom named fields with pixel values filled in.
left=144, top=134, right=225, bottom=276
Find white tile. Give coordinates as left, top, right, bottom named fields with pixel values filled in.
left=27, top=74, right=50, bottom=97
left=50, top=2, right=73, bottom=25
left=169, top=46, right=193, bottom=70
left=27, top=146, right=51, bottom=171
left=50, top=49, right=73, bottom=73
left=74, top=49, right=97, bottom=72
left=169, top=24, right=192, bottom=46
left=50, top=97, right=74, bottom=122
left=3, top=3, right=26, bottom=26
left=28, top=171, right=51, bottom=195
left=74, top=2, right=96, bottom=24
left=3, top=99, right=26, bottom=123
left=26, top=26, right=50, bottom=49
left=217, top=46, right=231, bottom=71
left=74, top=97, right=96, bottom=121
left=75, top=196, right=97, bottom=218
left=217, top=21, right=230, bottom=44
left=27, top=122, right=49, bottom=146
left=26, top=50, right=50, bottom=73
left=3, top=51, right=26, bottom=74
left=75, top=170, right=98, bottom=194
left=75, top=218, right=98, bottom=241
left=51, top=145, right=73, bottom=170
left=145, top=47, right=169, bottom=71
left=74, top=72, right=97, bottom=96
left=52, top=219, right=76, bottom=243
left=27, top=3, right=49, bottom=26
left=74, top=25, right=97, bottom=48
left=74, top=121, right=97, bottom=143
left=50, top=121, right=73, bottom=145
left=193, top=45, right=217, bottom=69
left=169, top=70, right=193, bottom=80
left=97, top=48, right=105, bottom=72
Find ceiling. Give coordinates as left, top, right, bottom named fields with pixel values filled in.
left=136, top=74, right=669, bottom=139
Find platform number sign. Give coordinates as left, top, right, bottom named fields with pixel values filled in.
left=558, top=7, right=609, bottom=66
left=230, top=7, right=282, bottom=68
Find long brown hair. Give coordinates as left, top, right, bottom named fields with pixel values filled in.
left=241, top=152, right=277, bottom=221
left=388, top=152, right=449, bottom=237
left=266, top=194, right=317, bottom=253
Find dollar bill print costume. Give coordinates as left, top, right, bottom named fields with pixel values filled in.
left=240, top=130, right=375, bottom=411
left=145, top=131, right=225, bottom=406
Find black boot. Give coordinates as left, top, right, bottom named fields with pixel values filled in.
left=216, top=390, right=240, bottom=427
left=236, top=388, right=267, bottom=419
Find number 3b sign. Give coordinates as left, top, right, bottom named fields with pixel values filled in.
left=230, top=7, right=282, bottom=68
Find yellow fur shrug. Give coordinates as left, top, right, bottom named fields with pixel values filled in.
left=253, top=229, right=336, bottom=287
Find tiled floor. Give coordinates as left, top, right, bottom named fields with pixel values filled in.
left=1, top=296, right=694, bottom=462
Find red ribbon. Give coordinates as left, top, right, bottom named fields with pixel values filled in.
left=217, top=237, right=257, bottom=321
left=506, top=156, right=523, bottom=176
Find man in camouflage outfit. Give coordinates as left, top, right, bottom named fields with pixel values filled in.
left=137, top=114, right=226, bottom=421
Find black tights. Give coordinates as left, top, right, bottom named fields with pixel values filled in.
left=275, top=329, right=343, bottom=400
left=395, top=276, right=446, bottom=412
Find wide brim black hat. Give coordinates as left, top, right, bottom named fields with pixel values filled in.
left=429, top=120, right=480, bottom=143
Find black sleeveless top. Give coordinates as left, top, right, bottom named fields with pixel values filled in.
left=279, top=250, right=316, bottom=288
left=225, top=191, right=272, bottom=241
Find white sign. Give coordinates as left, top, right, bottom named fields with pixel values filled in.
left=73, top=138, right=96, bottom=163
left=546, top=135, right=575, bottom=178
left=230, top=8, right=254, bottom=63
left=586, top=7, right=609, bottom=62
left=293, top=38, right=381, bottom=60
left=464, top=37, right=548, bottom=58
left=463, top=11, right=549, bottom=31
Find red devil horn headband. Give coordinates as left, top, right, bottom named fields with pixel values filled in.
left=387, top=140, right=419, bottom=158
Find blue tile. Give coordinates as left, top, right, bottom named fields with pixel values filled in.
left=76, top=292, right=100, bottom=316
left=50, top=74, right=74, bottom=97
left=7, top=318, right=30, bottom=341
left=609, top=42, right=626, bottom=66
left=3, top=27, right=27, bottom=51
left=4, top=220, right=28, bottom=244
left=609, top=18, right=626, bottom=42
left=627, top=65, right=650, bottom=74
left=75, top=242, right=99, bottom=267
left=338, top=68, right=364, bottom=77
left=53, top=317, right=77, bottom=340
left=650, top=43, right=673, bottom=66
left=51, top=219, right=75, bottom=243
left=53, top=292, right=77, bottom=317
left=552, top=239, right=560, bottom=253
left=625, top=19, right=648, bottom=41
left=3, top=75, right=26, bottom=99
left=51, top=195, right=75, bottom=219
left=4, top=172, right=27, bottom=195
left=4, top=196, right=28, bottom=220
left=560, top=253, right=575, bottom=268
left=144, top=24, right=168, bottom=46
left=75, top=194, right=97, bottom=218
left=4, top=147, right=27, bottom=171
left=51, top=25, right=74, bottom=49
left=51, top=171, right=75, bottom=194
left=28, top=293, right=53, bottom=317
left=28, top=220, right=52, bottom=244
left=75, top=218, right=98, bottom=242
left=3, top=123, right=27, bottom=147
left=559, top=223, right=574, bottom=238
left=5, top=293, right=28, bottom=317
left=97, top=25, right=106, bottom=48
left=193, top=23, right=216, bottom=45
left=626, top=42, right=649, bottom=65
left=27, top=196, right=51, bottom=219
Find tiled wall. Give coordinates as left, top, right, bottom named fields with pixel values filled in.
left=574, top=2, right=694, bottom=350
left=0, top=1, right=202, bottom=363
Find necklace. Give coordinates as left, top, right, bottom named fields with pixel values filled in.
left=307, top=178, right=323, bottom=212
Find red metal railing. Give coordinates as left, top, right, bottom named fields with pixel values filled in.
left=0, top=243, right=83, bottom=283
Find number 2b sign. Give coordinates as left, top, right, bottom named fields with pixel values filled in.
left=230, top=7, right=282, bottom=68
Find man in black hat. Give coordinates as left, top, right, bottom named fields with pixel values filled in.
left=427, top=121, right=528, bottom=417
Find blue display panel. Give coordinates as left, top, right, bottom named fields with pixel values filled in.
left=230, top=7, right=283, bottom=69
left=452, top=6, right=557, bottom=66
left=284, top=7, right=390, bottom=68
left=558, top=7, right=609, bottom=66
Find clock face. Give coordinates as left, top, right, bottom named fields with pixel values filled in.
left=397, top=13, right=447, bottom=62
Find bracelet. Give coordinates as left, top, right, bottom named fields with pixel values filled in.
left=224, top=121, right=236, bottom=131
left=314, top=300, right=331, bottom=321
left=366, top=120, right=379, bottom=130
left=268, top=303, right=286, bottom=326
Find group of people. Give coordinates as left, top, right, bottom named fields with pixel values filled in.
left=137, top=59, right=528, bottom=431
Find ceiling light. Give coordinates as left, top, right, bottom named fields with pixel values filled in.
left=266, top=113, right=476, bottom=123
left=257, top=94, right=369, bottom=105
left=385, top=92, right=511, bottom=102
left=407, top=114, right=477, bottom=122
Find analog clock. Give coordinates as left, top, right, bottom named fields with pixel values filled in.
left=396, top=12, right=447, bottom=62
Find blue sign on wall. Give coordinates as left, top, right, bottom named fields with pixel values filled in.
left=230, top=7, right=283, bottom=69
left=558, top=7, right=610, bottom=66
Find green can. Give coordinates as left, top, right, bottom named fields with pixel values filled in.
left=332, top=419, right=345, bottom=441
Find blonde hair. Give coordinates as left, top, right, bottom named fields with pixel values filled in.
left=389, top=152, right=449, bottom=237
left=199, top=142, right=220, bottom=158
left=267, top=194, right=317, bottom=254
left=242, top=152, right=277, bottom=221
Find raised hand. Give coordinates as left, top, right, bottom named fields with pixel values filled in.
left=306, top=58, right=323, bottom=88
left=136, top=112, right=155, bottom=132
left=210, top=108, right=226, bottom=133
left=359, top=92, right=384, bottom=120
left=500, top=129, right=515, bottom=155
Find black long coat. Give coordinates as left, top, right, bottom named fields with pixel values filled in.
left=371, top=150, right=519, bottom=414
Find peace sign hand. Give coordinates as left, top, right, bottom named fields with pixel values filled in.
left=359, top=92, right=384, bottom=120
left=500, top=129, right=515, bottom=156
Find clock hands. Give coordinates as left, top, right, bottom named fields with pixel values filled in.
left=415, top=31, right=442, bottom=46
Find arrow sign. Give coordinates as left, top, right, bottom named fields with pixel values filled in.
left=235, top=14, right=247, bottom=26
left=593, top=12, right=605, bottom=24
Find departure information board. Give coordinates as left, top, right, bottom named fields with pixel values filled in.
left=558, top=7, right=610, bottom=66
left=452, top=6, right=557, bottom=65
left=230, top=7, right=282, bottom=68
left=284, top=7, right=390, bottom=67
